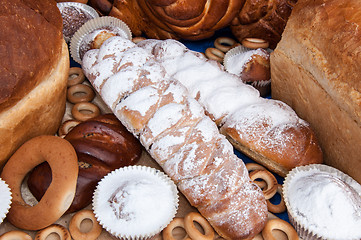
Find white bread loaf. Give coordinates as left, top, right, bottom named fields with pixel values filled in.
left=271, top=0, right=361, bottom=184
left=136, top=38, right=323, bottom=177
left=82, top=36, right=268, bottom=240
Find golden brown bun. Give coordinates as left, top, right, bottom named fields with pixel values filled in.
left=230, top=0, right=297, bottom=49
left=0, top=0, right=68, bottom=169
left=271, top=0, right=361, bottom=183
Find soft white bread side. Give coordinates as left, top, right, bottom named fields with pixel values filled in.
left=82, top=36, right=268, bottom=240
left=271, top=0, right=361, bottom=183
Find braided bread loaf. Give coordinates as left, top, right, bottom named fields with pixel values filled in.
left=82, top=36, right=268, bottom=240
left=134, top=38, right=323, bottom=177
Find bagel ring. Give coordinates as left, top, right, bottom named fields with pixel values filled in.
left=246, top=163, right=267, bottom=189
left=0, top=230, right=33, bottom=240
left=261, top=219, right=299, bottom=240
left=71, top=102, right=100, bottom=122
left=184, top=212, right=215, bottom=240
left=58, top=119, right=81, bottom=137
left=0, top=136, right=78, bottom=230
left=132, top=36, right=147, bottom=43
left=214, top=37, right=238, bottom=52
left=35, top=224, right=71, bottom=240
left=68, top=67, right=85, bottom=87
left=162, top=217, right=191, bottom=240
left=242, top=38, right=269, bottom=49
left=67, top=84, right=95, bottom=104
left=69, top=209, right=102, bottom=240
left=249, top=170, right=278, bottom=200
left=205, top=47, right=224, bottom=63
left=267, top=184, right=286, bottom=214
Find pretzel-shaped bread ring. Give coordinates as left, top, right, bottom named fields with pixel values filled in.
left=0, top=230, right=33, bottom=240
left=69, top=209, right=102, bottom=240
left=67, top=84, right=95, bottom=104
left=72, top=102, right=100, bottom=122
left=242, top=38, right=270, bottom=49
left=214, top=37, right=238, bottom=52
left=205, top=47, right=224, bottom=63
left=68, top=67, right=85, bottom=87
left=162, top=217, right=191, bottom=240
left=249, top=170, right=278, bottom=200
left=34, top=224, right=71, bottom=240
left=184, top=212, right=215, bottom=240
left=267, top=184, right=286, bottom=214
left=261, top=219, right=299, bottom=240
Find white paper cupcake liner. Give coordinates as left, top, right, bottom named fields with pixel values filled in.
left=70, top=16, right=132, bottom=64
left=0, top=178, right=12, bottom=224
left=57, top=2, right=99, bottom=43
left=93, top=165, right=179, bottom=240
left=283, top=164, right=361, bottom=240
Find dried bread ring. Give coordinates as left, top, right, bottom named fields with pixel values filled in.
left=261, top=219, right=299, bottom=240
left=34, top=224, right=71, bottom=240
left=69, top=209, right=102, bottom=240
left=267, top=184, right=286, bottom=214
left=0, top=230, right=33, bottom=240
left=249, top=170, right=278, bottom=200
left=242, top=38, right=269, bottom=49
left=132, top=36, right=147, bottom=43
left=214, top=37, right=238, bottom=52
left=184, top=212, right=214, bottom=240
left=0, top=136, right=78, bottom=230
left=68, top=67, right=85, bottom=87
left=58, top=119, right=81, bottom=137
left=205, top=47, right=224, bottom=63
left=67, top=84, right=95, bottom=104
left=246, top=163, right=267, bottom=189
left=162, top=217, right=191, bottom=240
left=72, top=102, right=100, bottom=122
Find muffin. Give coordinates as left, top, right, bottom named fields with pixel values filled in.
left=70, top=16, right=132, bottom=64
left=93, top=166, right=179, bottom=239
left=57, top=2, right=99, bottom=42
left=224, top=45, right=271, bottom=97
left=283, top=164, right=361, bottom=240
left=0, top=178, right=12, bottom=224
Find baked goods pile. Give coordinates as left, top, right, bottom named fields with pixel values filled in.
left=270, top=0, right=361, bottom=184
left=88, top=0, right=296, bottom=48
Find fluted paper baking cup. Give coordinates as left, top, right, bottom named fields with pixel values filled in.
left=0, top=178, right=12, bottom=224
left=283, top=164, right=361, bottom=240
left=93, top=165, right=179, bottom=240
left=57, top=2, right=99, bottom=43
left=70, top=16, right=132, bottom=64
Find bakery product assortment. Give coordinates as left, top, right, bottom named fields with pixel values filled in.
left=270, top=0, right=361, bottom=184
left=82, top=36, right=268, bottom=239
left=0, top=0, right=69, bottom=169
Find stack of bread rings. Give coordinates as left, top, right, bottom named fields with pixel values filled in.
left=59, top=67, right=101, bottom=137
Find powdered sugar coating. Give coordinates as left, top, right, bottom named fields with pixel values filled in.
left=0, top=178, right=12, bottom=224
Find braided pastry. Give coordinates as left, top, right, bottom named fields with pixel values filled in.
left=135, top=38, right=323, bottom=177
left=82, top=36, right=268, bottom=240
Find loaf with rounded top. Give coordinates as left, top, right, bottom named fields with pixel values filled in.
left=82, top=36, right=268, bottom=240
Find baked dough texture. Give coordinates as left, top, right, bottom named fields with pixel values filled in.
left=0, top=0, right=69, bottom=168
left=271, top=0, right=361, bottom=183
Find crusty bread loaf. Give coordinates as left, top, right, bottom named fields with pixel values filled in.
left=134, top=38, right=322, bottom=177
left=82, top=36, right=268, bottom=240
left=271, top=0, right=361, bottom=183
left=0, top=0, right=69, bottom=169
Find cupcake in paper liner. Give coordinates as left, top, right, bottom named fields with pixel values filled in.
left=223, top=45, right=271, bottom=97
left=57, top=2, right=99, bottom=43
left=283, top=164, right=361, bottom=240
left=70, top=16, right=132, bottom=64
left=0, top=178, right=12, bottom=224
left=93, top=165, right=179, bottom=240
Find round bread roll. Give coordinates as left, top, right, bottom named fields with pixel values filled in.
left=0, top=0, right=69, bottom=168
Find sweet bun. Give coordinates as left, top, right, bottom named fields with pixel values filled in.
left=0, top=0, right=69, bottom=169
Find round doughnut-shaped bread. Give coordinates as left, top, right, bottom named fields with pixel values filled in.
left=184, top=212, right=214, bottom=240
left=162, top=217, right=190, bottom=240
left=0, top=135, right=78, bottom=230
left=69, top=209, right=102, bottom=240
left=249, top=169, right=278, bottom=200
left=34, top=224, right=71, bottom=240
left=267, top=184, right=286, bottom=213
left=68, top=67, right=85, bottom=87
left=205, top=47, right=224, bottom=63
left=0, top=230, right=33, bottom=240
left=261, top=219, right=299, bottom=240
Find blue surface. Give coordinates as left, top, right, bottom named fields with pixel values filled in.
left=70, top=29, right=289, bottom=222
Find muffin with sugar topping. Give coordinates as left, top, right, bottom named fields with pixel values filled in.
left=93, top=165, right=179, bottom=239
left=0, top=178, right=12, bottom=224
